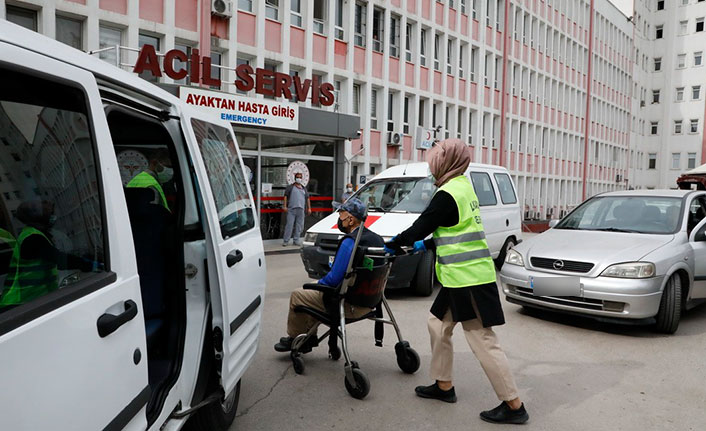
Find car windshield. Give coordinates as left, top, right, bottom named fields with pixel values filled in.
left=555, top=196, right=683, bottom=234
left=352, top=176, right=437, bottom=213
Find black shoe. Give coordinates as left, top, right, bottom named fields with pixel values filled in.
left=274, top=337, right=293, bottom=352
left=480, top=402, right=529, bottom=424
left=414, top=382, right=457, bottom=403
left=297, top=336, right=319, bottom=353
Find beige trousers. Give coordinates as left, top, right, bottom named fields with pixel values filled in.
left=428, top=308, right=519, bottom=401
left=287, top=288, right=372, bottom=337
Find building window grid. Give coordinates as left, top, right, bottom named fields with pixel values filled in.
left=265, top=0, right=280, bottom=21
left=695, top=51, right=703, bottom=66
left=354, top=2, right=367, bottom=47
left=674, top=120, right=683, bottom=134
left=690, top=119, right=699, bottom=133
left=290, top=0, right=303, bottom=27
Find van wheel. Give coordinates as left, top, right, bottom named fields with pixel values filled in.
left=186, top=381, right=240, bottom=431
left=412, top=251, right=435, bottom=297
left=654, top=274, right=682, bottom=334
left=494, top=238, right=516, bottom=271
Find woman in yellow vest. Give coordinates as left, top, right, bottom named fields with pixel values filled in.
left=385, top=139, right=528, bottom=425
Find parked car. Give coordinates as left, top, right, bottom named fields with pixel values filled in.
left=301, top=162, right=522, bottom=296
left=0, top=22, right=265, bottom=431
left=500, top=190, right=706, bottom=334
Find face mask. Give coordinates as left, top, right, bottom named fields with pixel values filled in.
left=346, top=187, right=353, bottom=192
left=157, top=166, right=174, bottom=184
left=295, top=178, right=303, bottom=184
left=337, top=218, right=348, bottom=233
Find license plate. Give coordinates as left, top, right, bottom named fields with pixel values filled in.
left=328, top=255, right=335, bottom=266
left=530, top=276, right=581, bottom=297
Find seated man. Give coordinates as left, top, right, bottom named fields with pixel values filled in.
left=274, top=198, right=385, bottom=352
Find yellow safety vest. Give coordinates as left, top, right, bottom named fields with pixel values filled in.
left=432, top=175, right=496, bottom=288
left=126, top=171, right=170, bottom=211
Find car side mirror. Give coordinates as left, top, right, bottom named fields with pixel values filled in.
left=548, top=219, right=559, bottom=229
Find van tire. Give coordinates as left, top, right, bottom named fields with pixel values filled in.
left=186, top=381, right=240, bottom=431
left=412, top=251, right=435, bottom=297
left=654, top=274, right=682, bottom=334
left=494, top=238, right=516, bottom=271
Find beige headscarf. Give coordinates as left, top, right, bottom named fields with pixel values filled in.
left=426, top=139, right=471, bottom=187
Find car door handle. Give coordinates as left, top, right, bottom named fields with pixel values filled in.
left=227, top=250, right=244, bottom=267
left=97, top=300, right=138, bottom=338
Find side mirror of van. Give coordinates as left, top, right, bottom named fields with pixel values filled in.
left=548, top=219, right=559, bottom=229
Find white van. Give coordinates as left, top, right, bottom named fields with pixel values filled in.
left=0, top=22, right=265, bottom=431
left=301, top=162, right=522, bottom=296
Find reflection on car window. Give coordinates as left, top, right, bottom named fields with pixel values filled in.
left=354, top=177, right=437, bottom=213
left=556, top=196, right=683, bottom=234
left=687, top=197, right=706, bottom=234
left=0, top=68, right=107, bottom=313
left=191, top=119, right=255, bottom=238
left=493, top=173, right=517, bottom=204
left=470, top=172, right=498, bottom=206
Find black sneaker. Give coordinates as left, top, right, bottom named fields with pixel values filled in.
left=274, top=337, right=293, bottom=352
left=480, top=402, right=529, bottom=424
left=414, top=382, right=457, bottom=403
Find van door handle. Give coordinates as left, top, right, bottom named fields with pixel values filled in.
left=97, top=300, right=138, bottom=338
left=227, top=250, right=244, bottom=267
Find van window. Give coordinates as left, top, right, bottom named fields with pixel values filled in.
left=354, top=177, right=437, bottom=213
left=470, top=172, right=498, bottom=206
left=191, top=119, right=255, bottom=238
left=493, top=173, right=517, bottom=204
left=0, top=68, right=106, bottom=313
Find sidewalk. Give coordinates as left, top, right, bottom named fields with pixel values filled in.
left=263, top=239, right=303, bottom=256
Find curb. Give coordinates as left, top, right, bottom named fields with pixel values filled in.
left=265, top=247, right=302, bottom=256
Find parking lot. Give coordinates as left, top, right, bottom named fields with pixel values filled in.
left=231, top=253, right=706, bottom=431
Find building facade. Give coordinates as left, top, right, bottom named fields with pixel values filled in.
left=1, top=0, right=698, bottom=224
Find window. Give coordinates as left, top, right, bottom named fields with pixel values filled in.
left=697, top=18, right=705, bottom=32
left=683, top=0, right=690, bottom=4
left=0, top=68, right=107, bottom=314
left=56, top=16, right=83, bottom=50
left=390, top=15, right=401, bottom=58
left=470, top=172, right=498, bottom=206
left=191, top=120, right=255, bottom=238
left=447, top=39, right=454, bottom=74
left=98, top=26, right=122, bottom=66
left=688, top=153, right=697, bottom=169
left=138, top=33, right=161, bottom=82
left=472, top=0, right=478, bottom=19
left=675, top=120, right=683, bottom=134
left=680, top=20, right=689, bottom=35
left=652, top=89, right=660, bottom=104
left=238, top=0, right=253, bottom=12
left=690, top=119, right=699, bottom=133
left=174, top=43, right=193, bottom=85
left=387, top=92, right=395, bottom=132
left=434, top=33, right=441, bottom=71
left=210, top=52, right=222, bottom=90
left=405, top=24, right=413, bottom=61
left=418, top=99, right=426, bottom=127
left=459, top=44, right=465, bottom=78
left=648, top=153, right=657, bottom=169
left=470, top=47, right=477, bottom=81
left=461, top=0, right=467, bottom=14
left=672, top=153, right=681, bottom=169
left=420, top=29, right=428, bottom=66
left=290, top=0, right=302, bottom=27
left=6, top=5, right=37, bottom=31
left=654, top=57, right=662, bottom=71
left=236, top=58, right=251, bottom=94
left=372, top=8, right=384, bottom=52
left=313, top=0, right=326, bottom=33
left=335, top=0, right=345, bottom=39
left=353, top=84, right=361, bottom=114
left=657, top=0, right=665, bottom=9
left=354, top=2, right=366, bottom=47
left=695, top=51, right=703, bottom=66
left=370, top=88, right=378, bottom=129
left=494, top=173, right=517, bottom=204
left=265, top=0, right=280, bottom=20
left=676, top=87, right=685, bottom=101
left=693, top=85, right=702, bottom=100
left=655, top=25, right=663, bottom=39
left=650, top=121, right=659, bottom=135
left=403, top=96, right=410, bottom=134
left=677, top=54, right=686, bottom=68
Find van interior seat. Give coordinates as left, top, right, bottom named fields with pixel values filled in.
left=124, top=187, right=169, bottom=343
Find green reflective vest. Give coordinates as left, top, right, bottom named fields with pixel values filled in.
left=432, top=175, right=496, bottom=288
left=126, top=171, right=170, bottom=211
left=0, top=226, right=58, bottom=306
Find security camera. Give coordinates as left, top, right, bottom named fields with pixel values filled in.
left=355, top=130, right=362, bottom=138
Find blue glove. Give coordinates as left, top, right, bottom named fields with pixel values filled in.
left=413, top=240, right=427, bottom=254
left=384, top=235, right=399, bottom=255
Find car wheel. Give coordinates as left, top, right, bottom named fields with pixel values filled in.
left=654, top=274, right=682, bottom=334
left=186, top=381, right=240, bottom=431
left=494, top=238, right=517, bottom=271
left=412, top=251, right=435, bottom=297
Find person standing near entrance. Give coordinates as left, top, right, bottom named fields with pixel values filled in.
left=341, top=183, right=354, bottom=202
left=283, top=172, right=311, bottom=246
left=384, top=139, right=529, bottom=425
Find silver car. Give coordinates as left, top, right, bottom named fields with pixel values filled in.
left=500, top=190, right=706, bottom=334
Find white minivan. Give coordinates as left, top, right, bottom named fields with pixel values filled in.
left=301, top=162, right=522, bottom=296
left=0, top=22, right=265, bottom=431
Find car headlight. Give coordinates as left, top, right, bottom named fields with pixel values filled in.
left=304, top=232, right=318, bottom=243
left=505, top=249, right=524, bottom=266
left=601, top=262, right=656, bottom=279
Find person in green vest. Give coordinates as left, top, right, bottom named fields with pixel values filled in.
left=126, top=148, right=173, bottom=212
left=384, top=139, right=529, bottom=425
left=0, top=201, right=59, bottom=307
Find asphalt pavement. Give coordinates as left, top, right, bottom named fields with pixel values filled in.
left=230, top=252, right=706, bottom=431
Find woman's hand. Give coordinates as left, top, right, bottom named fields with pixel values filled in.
left=412, top=240, right=427, bottom=254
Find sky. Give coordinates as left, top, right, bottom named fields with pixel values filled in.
left=610, top=0, right=634, bottom=17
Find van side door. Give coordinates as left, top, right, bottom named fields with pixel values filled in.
left=0, top=39, right=149, bottom=430
left=469, top=171, right=503, bottom=257
left=180, top=110, right=266, bottom=396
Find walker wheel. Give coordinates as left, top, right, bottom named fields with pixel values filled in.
left=344, top=368, right=370, bottom=399
left=328, top=345, right=341, bottom=361
left=291, top=352, right=305, bottom=374
left=395, top=341, right=420, bottom=374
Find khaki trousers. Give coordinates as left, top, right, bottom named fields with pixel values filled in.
left=428, top=308, right=519, bottom=401
left=287, top=288, right=372, bottom=337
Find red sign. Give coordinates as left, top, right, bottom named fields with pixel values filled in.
left=133, top=45, right=335, bottom=106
